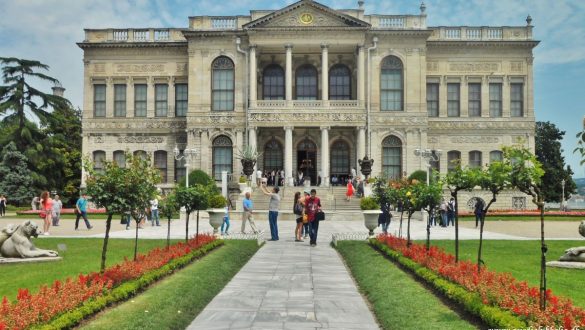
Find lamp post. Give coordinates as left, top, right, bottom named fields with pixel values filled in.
left=561, top=178, right=565, bottom=212
left=414, top=148, right=442, bottom=223
left=174, top=146, right=198, bottom=187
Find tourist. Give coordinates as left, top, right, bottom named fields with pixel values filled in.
left=31, top=196, right=39, bottom=211
left=447, top=197, right=456, bottom=226
left=301, top=190, right=310, bottom=239
left=75, top=193, right=94, bottom=231
left=351, top=167, right=357, bottom=179
left=439, top=198, right=448, bottom=227
left=346, top=180, right=354, bottom=201
left=0, top=195, right=6, bottom=217
left=378, top=200, right=392, bottom=234
left=40, top=191, right=53, bottom=235
left=297, top=171, right=304, bottom=186
left=261, top=184, right=280, bottom=241
left=331, top=175, right=338, bottom=186
left=293, top=192, right=304, bottom=242
left=474, top=198, right=484, bottom=228
left=241, top=191, right=259, bottom=234
left=150, top=197, right=160, bottom=226
left=305, top=189, right=322, bottom=247
left=221, top=205, right=230, bottom=236
left=51, top=194, right=62, bottom=226
left=256, top=169, right=262, bottom=187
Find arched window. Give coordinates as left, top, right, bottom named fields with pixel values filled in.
left=447, top=151, right=461, bottom=172
left=212, top=135, right=233, bottom=181
left=264, top=138, right=283, bottom=170
left=93, top=150, right=106, bottom=174
left=330, top=140, right=350, bottom=176
left=469, top=151, right=482, bottom=168
left=329, top=64, right=351, bottom=100
left=154, top=150, right=167, bottom=183
left=382, top=136, right=402, bottom=179
left=490, top=150, right=503, bottom=163
left=113, top=150, right=125, bottom=168
left=133, top=150, right=147, bottom=160
left=211, top=57, right=234, bottom=111
left=263, top=65, right=284, bottom=100
left=295, top=64, right=318, bottom=100
left=380, top=56, right=403, bottom=111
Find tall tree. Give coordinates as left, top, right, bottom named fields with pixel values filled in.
left=445, top=163, right=476, bottom=262
left=0, top=142, right=34, bottom=206
left=0, top=57, right=70, bottom=149
left=535, top=121, right=577, bottom=202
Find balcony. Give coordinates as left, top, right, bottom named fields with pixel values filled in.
left=429, top=26, right=533, bottom=41
left=367, top=15, right=427, bottom=29
left=84, top=28, right=186, bottom=43
left=249, top=100, right=366, bottom=127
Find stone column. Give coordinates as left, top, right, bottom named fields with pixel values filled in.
left=249, top=45, right=257, bottom=104
left=357, top=45, right=365, bottom=104
left=199, top=129, right=210, bottom=175
left=502, top=77, right=511, bottom=117
left=357, top=126, right=366, bottom=177
left=105, top=78, right=114, bottom=117
left=147, top=77, right=155, bottom=118
left=127, top=78, right=134, bottom=117
left=285, top=44, right=293, bottom=102
left=320, top=126, right=330, bottom=187
left=235, top=129, right=244, bottom=177
left=284, top=126, right=294, bottom=186
left=168, top=77, right=175, bottom=117
left=321, top=44, right=329, bottom=101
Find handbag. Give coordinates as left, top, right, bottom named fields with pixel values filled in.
left=39, top=211, right=46, bottom=219
left=302, top=214, right=308, bottom=224
left=315, top=211, right=325, bottom=221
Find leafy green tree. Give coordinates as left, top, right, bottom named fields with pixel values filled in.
left=503, top=146, right=547, bottom=310
left=574, top=116, right=585, bottom=165
left=0, top=57, right=70, bottom=149
left=408, top=170, right=427, bottom=184
left=159, top=192, right=179, bottom=248
left=0, top=142, right=34, bottom=205
left=411, top=174, right=443, bottom=251
left=535, top=121, right=577, bottom=202
left=176, top=185, right=210, bottom=243
left=84, top=153, right=160, bottom=271
left=445, top=163, right=477, bottom=261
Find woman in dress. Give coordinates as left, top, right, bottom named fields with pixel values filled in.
left=293, top=192, right=304, bottom=242
left=345, top=180, right=354, bottom=201
left=40, top=191, right=53, bottom=235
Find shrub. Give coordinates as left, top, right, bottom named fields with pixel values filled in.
left=239, top=176, right=247, bottom=183
left=360, top=196, right=380, bottom=210
left=208, top=195, right=227, bottom=209
left=408, top=170, right=427, bottom=183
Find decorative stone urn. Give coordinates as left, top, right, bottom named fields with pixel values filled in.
left=363, top=210, right=382, bottom=237
left=241, top=159, right=256, bottom=177
left=207, top=209, right=225, bottom=236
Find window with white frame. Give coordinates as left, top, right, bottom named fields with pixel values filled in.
left=155, top=84, right=168, bottom=117
left=468, top=83, right=481, bottom=117
left=426, top=83, right=439, bottom=117
left=489, top=83, right=502, bottom=117
left=447, top=83, right=460, bottom=117
left=380, top=56, right=403, bottom=111
left=134, top=84, right=147, bottom=117
left=93, top=85, right=106, bottom=117
left=511, top=83, right=524, bottom=117
left=175, top=84, right=188, bottom=117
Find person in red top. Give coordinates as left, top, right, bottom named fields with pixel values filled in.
left=345, top=180, right=354, bottom=201
left=305, top=189, right=321, bottom=246
left=40, top=191, right=53, bottom=235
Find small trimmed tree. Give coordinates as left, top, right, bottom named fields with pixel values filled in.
left=504, top=146, right=547, bottom=310
left=84, top=153, right=160, bottom=271
left=412, top=174, right=444, bottom=251
left=176, top=184, right=210, bottom=243
left=445, top=163, right=476, bottom=261
left=159, top=192, right=179, bottom=249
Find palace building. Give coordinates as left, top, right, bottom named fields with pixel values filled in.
left=78, top=0, right=538, bottom=209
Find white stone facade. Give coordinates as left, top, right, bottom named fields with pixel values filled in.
left=78, top=0, right=538, bottom=209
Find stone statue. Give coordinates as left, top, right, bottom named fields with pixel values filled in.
left=557, top=221, right=585, bottom=263
left=0, top=221, right=58, bottom=258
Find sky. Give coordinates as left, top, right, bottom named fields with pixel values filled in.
left=1, top=0, right=584, bottom=177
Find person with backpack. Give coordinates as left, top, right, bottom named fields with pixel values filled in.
left=293, top=192, right=305, bottom=242
left=447, top=197, right=456, bottom=227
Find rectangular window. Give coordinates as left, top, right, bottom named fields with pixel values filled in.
left=134, top=84, right=147, bottom=117
left=175, top=157, right=186, bottom=183
left=175, top=84, right=188, bottom=117
left=468, top=83, right=481, bottom=117
left=511, top=83, right=524, bottom=117
left=426, top=83, right=439, bottom=117
left=155, top=84, right=168, bottom=117
left=114, top=84, right=126, bottom=117
left=447, top=83, right=460, bottom=117
left=213, top=70, right=234, bottom=111
left=93, top=85, right=106, bottom=117
left=489, top=83, right=502, bottom=117
left=469, top=151, right=482, bottom=168
left=381, top=69, right=403, bottom=111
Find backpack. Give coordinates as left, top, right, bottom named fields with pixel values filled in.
left=293, top=202, right=303, bottom=215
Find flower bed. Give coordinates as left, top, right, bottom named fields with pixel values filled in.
left=0, top=235, right=220, bottom=330
left=372, top=235, right=585, bottom=329
left=16, top=208, right=106, bottom=215
left=458, top=209, right=585, bottom=217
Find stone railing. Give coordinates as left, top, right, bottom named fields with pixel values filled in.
left=190, top=16, right=251, bottom=30
left=429, top=26, right=533, bottom=41
left=84, top=28, right=186, bottom=43
left=367, top=15, right=427, bottom=29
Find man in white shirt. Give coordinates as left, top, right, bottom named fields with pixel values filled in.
left=256, top=169, right=262, bottom=187
left=150, top=198, right=160, bottom=226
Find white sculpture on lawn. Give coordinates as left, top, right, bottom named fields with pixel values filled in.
left=0, top=221, right=59, bottom=258
left=558, top=221, right=585, bottom=262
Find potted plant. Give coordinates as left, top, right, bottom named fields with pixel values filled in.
left=360, top=196, right=381, bottom=236
left=236, top=146, right=261, bottom=177
left=207, top=194, right=227, bottom=236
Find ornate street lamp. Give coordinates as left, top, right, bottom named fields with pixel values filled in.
left=358, top=155, right=374, bottom=179
left=414, top=148, right=442, bottom=185
left=174, top=146, right=198, bottom=187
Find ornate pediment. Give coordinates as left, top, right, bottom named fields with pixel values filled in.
left=244, top=0, right=370, bottom=29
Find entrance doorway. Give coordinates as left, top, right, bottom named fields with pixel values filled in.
left=297, top=138, right=317, bottom=185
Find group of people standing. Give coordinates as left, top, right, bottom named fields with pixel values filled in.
left=430, top=197, right=456, bottom=227
left=32, top=192, right=93, bottom=235
left=256, top=169, right=287, bottom=187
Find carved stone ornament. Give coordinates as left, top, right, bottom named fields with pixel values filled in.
left=449, top=62, right=499, bottom=72
left=0, top=222, right=59, bottom=259
left=116, top=136, right=164, bottom=144
left=249, top=112, right=366, bottom=126
left=450, top=136, right=500, bottom=144
left=115, top=64, right=165, bottom=73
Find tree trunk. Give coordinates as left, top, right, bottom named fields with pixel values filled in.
left=399, top=211, right=404, bottom=238
left=167, top=216, right=171, bottom=249
left=425, top=210, right=431, bottom=251
left=539, top=201, right=547, bottom=311
left=407, top=211, right=412, bottom=247
left=454, top=194, right=460, bottom=262
left=134, top=217, right=139, bottom=261
left=477, top=212, right=486, bottom=273
left=196, top=210, right=200, bottom=244
left=185, top=211, right=190, bottom=243
left=100, top=213, right=113, bottom=272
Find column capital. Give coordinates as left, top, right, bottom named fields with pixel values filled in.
left=249, top=126, right=257, bottom=131
left=283, top=126, right=294, bottom=131
left=321, top=43, right=329, bottom=49
left=285, top=44, right=293, bottom=50
left=320, top=126, right=331, bottom=131
left=356, top=126, right=366, bottom=131
left=249, top=44, right=257, bottom=50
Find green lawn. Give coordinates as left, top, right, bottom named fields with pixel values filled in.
left=459, top=215, right=583, bottom=221
left=82, top=240, right=259, bottom=330
left=0, top=238, right=178, bottom=300
left=336, top=241, right=478, bottom=330
left=427, top=240, right=585, bottom=308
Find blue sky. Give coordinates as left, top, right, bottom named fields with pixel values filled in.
left=1, top=0, right=583, bottom=177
